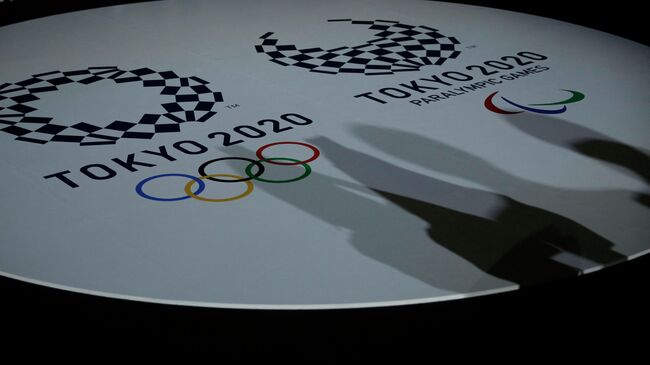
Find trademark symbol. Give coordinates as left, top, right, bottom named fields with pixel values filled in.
left=466, top=45, right=477, bottom=49
left=225, top=104, right=240, bottom=109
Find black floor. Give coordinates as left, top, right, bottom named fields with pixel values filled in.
left=1, top=0, right=648, bottom=347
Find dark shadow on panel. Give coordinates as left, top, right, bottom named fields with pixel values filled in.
left=227, top=134, right=624, bottom=289
left=573, top=139, right=650, bottom=184
left=373, top=189, right=588, bottom=287
left=350, top=124, right=650, bottom=271
left=501, top=112, right=650, bottom=185
left=504, top=113, right=650, bottom=210
left=638, top=193, right=650, bottom=209
left=225, top=145, right=480, bottom=293
left=310, top=137, right=625, bottom=279
left=353, top=121, right=650, bottom=252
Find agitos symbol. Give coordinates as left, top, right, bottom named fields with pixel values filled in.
left=136, top=141, right=320, bottom=203
left=484, top=89, right=585, bottom=115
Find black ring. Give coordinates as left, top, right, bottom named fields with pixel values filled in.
left=198, top=157, right=265, bottom=183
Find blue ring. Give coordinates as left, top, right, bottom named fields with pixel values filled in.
left=136, top=173, right=205, bottom=201
left=501, top=96, right=567, bottom=115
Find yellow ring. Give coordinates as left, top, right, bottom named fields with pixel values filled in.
left=184, top=173, right=254, bottom=202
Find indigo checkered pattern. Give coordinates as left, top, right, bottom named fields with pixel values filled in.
left=0, top=67, right=223, bottom=145
left=255, top=19, right=461, bottom=75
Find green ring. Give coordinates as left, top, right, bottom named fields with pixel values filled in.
left=245, top=157, right=312, bottom=183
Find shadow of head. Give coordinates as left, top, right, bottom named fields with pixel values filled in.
left=501, top=113, right=650, bottom=183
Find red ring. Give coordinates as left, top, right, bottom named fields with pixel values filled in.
left=256, top=141, right=321, bottom=166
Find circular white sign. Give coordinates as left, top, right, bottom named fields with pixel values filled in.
left=1, top=0, right=648, bottom=309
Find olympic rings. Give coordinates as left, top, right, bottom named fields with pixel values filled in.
left=184, top=174, right=254, bottom=202
left=256, top=141, right=320, bottom=166
left=136, top=173, right=206, bottom=202
left=135, top=141, right=321, bottom=203
left=198, top=157, right=265, bottom=183
left=245, top=158, right=312, bottom=183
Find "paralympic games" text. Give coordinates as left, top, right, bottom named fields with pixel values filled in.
left=353, top=51, right=549, bottom=106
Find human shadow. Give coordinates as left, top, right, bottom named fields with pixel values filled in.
left=639, top=193, right=650, bottom=209
left=227, top=135, right=624, bottom=290
left=310, top=137, right=626, bottom=284
left=354, top=124, right=650, bottom=252
left=226, top=144, right=491, bottom=293
left=501, top=112, right=650, bottom=204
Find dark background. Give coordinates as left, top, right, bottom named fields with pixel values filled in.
left=1, top=0, right=648, bottom=350
left=1, top=0, right=647, bottom=46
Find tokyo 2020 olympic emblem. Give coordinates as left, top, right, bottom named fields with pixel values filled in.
left=0, top=67, right=224, bottom=146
